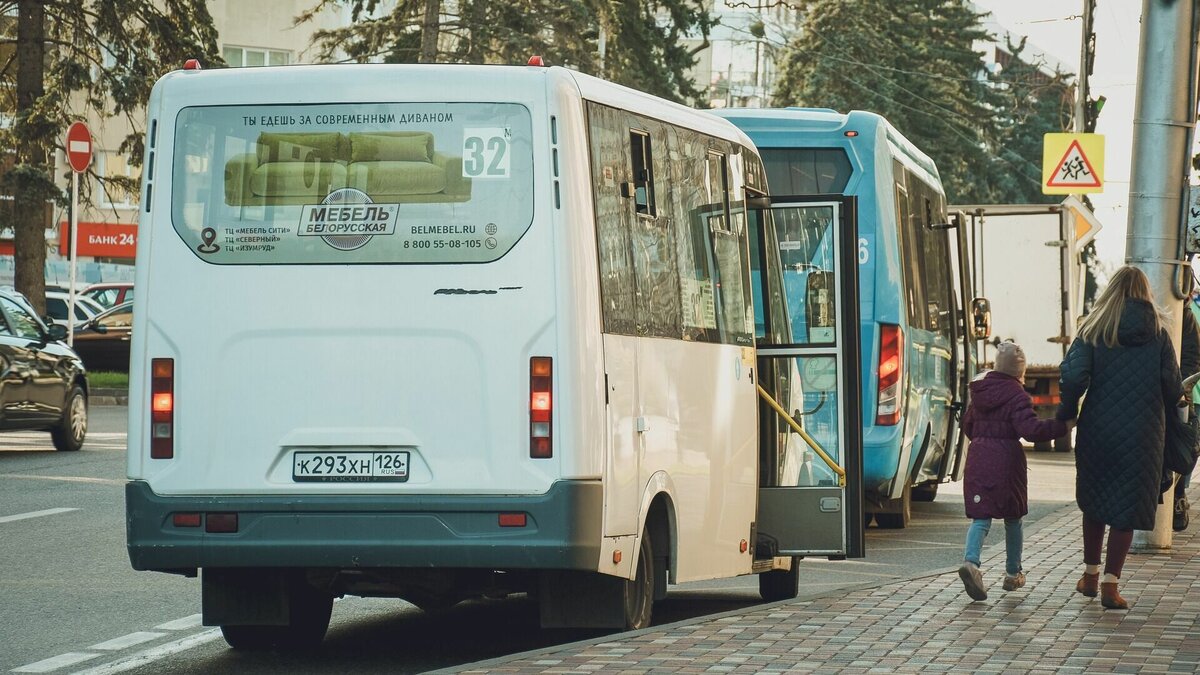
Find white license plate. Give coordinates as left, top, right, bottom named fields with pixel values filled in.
left=292, top=451, right=409, bottom=482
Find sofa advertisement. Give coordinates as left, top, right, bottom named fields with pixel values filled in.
left=170, top=102, right=534, bottom=264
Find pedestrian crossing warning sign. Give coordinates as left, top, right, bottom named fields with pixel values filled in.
left=1043, top=133, right=1104, bottom=195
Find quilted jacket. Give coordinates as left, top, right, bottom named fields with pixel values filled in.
left=1057, top=299, right=1184, bottom=530
left=962, top=372, right=1067, bottom=519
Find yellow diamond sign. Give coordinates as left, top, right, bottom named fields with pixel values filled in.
left=1043, top=133, right=1105, bottom=195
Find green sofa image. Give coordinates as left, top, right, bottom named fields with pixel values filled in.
left=224, top=131, right=472, bottom=206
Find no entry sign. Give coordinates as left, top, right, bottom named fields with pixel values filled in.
left=65, top=122, right=93, bottom=173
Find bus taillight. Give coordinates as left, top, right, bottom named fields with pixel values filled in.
left=876, top=325, right=903, bottom=426
left=530, top=357, right=552, bottom=458
left=150, top=358, right=175, bottom=459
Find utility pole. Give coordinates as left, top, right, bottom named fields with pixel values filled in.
left=1127, top=0, right=1200, bottom=551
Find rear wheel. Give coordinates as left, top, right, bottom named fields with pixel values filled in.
left=622, top=530, right=655, bottom=630
left=759, top=556, right=801, bottom=602
left=50, top=386, right=87, bottom=452
left=220, top=580, right=334, bottom=651
left=875, top=483, right=912, bottom=529
left=912, top=481, right=939, bottom=502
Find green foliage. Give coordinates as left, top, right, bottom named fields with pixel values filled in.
left=297, top=0, right=715, bottom=104
left=0, top=0, right=221, bottom=310
left=773, top=0, right=1071, bottom=204
left=88, top=370, right=129, bottom=390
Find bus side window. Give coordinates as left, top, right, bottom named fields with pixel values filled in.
left=630, top=130, right=656, bottom=217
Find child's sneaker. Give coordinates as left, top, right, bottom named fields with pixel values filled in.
left=958, top=561, right=988, bottom=601
left=1002, top=571, right=1026, bottom=591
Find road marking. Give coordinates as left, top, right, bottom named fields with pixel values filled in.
left=154, top=614, right=202, bottom=631
left=0, top=507, right=80, bottom=524
left=87, top=632, right=165, bottom=651
left=870, top=538, right=962, bottom=547
left=13, top=652, right=101, bottom=673
left=69, top=629, right=222, bottom=675
left=0, top=474, right=123, bottom=486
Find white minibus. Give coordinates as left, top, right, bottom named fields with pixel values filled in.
left=126, top=60, right=862, bottom=650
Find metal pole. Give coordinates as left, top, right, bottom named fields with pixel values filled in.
left=1127, top=0, right=1199, bottom=551
left=68, top=170, right=77, bottom=347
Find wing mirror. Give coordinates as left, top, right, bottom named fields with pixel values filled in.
left=90, top=320, right=108, bottom=334
left=970, top=297, right=992, bottom=341
left=46, top=323, right=67, bottom=342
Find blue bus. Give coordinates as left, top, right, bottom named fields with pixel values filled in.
left=714, top=108, right=977, bottom=528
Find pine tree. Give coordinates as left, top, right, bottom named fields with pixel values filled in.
left=297, top=0, right=714, bottom=104
left=1, top=0, right=221, bottom=312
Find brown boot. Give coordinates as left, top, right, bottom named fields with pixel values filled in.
left=1100, top=582, right=1128, bottom=609
left=1076, top=572, right=1099, bottom=597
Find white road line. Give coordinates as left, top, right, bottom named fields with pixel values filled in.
left=68, top=629, right=223, bottom=675
left=153, top=614, right=202, bottom=631
left=13, top=652, right=101, bottom=673
left=87, top=632, right=165, bottom=651
left=0, top=475, right=124, bottom=486
left=0, top=508, right=80, bottom=524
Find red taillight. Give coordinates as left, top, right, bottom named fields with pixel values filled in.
left=150, top=358, right=174, bottom=459
left=530, top=357, right=552, bottom=458
left=876, top=325, right=904, bottom=426
left=205, top=513, right=237, bottom=533
left=1030, top=394, right=1059, bottom=406
left=498, top=513, right=528, bottom=527
left=183, top=58, right=202, bottom=70
left=172, top=513, right=201, bottom=528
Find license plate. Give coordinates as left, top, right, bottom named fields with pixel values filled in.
left=292, top=451, right=409, bottom=482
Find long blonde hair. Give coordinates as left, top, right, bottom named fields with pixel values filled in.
left=1078, top=265, right=1161, bottom=347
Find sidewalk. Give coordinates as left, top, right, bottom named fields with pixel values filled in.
left=456, top=486, right=1200, bottom=674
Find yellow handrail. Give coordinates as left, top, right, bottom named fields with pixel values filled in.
left=756, top=383, right=846, bottom=487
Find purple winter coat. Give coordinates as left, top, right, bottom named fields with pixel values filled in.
left=962, top=371, right=1068, bottom=520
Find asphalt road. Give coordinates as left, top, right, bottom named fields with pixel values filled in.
left=0, top=407, right=1078, bottom=674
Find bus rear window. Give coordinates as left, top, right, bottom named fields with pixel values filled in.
left=761, top=148, right=852, bottom=195
left=171, top=103, right=534, bottom=264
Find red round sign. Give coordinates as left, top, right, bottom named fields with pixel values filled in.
left=65, top=122, right=92, bottom=173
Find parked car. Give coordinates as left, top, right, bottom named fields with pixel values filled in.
left=82, top=282, right=134, bottom=309
left=44, top=291, right=106, bottom=329
left=71, top=301, right=133, bottom=372
left=0, top=287, right=89, bottom=451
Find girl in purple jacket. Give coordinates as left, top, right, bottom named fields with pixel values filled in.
left=957, top=342, right=1072, bottom=601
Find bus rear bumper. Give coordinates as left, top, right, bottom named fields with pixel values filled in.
left=125, top=479, right=603, bottom=574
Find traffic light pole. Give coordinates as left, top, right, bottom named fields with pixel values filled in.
left=1126, top=0, right=1200, bottom=551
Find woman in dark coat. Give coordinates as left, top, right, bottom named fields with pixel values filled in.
left=1057, top=265, right=1184, bottom=610
left=957, top=342, right=1068, bottom=601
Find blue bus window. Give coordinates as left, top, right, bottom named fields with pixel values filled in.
left=762, top=148, right=852, bottom=195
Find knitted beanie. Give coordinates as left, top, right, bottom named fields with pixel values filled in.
left=994, top=341, right=1027, bottom=382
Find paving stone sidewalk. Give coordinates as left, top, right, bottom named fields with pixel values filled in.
left=455, top=487, right=1200, bottom=674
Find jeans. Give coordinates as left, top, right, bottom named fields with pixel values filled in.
left=964, top=517, right=1023, bottom=576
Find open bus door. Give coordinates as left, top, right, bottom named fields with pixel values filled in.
left=749, top=195, right=863, bottom=560
left=943, top=210, right=977, bottom=482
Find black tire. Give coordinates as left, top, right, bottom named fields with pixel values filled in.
left=1033, top=440, right=1052, bottom=452
left=622, top=530, right=654, bottom=630
left=759, top=556, right=801, bottom=602
left=51, top=386, right=87, bottom=452
left=1053, top=434, right=1073, bottom=453
left=875, top=483, right=912, bottom=529
left=912, top=481, right=939, bottom=502
left=220, top=580, right=334, bottom=651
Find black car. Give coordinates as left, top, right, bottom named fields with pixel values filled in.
left=0, top=288, right=88, bottom=451
left=71, top=301, right=132, bottom=373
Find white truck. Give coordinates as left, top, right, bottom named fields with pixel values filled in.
left=952, top=197, right=1102, bottom=452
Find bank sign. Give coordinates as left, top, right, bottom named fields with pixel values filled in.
left=59, top=221, right=137, bottom=258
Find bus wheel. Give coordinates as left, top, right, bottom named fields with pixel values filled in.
left=912, top=481, right=939, bottom=502
left=759, top=556, right=800, bottom=602
left=51, top=386, right=87, bottom=452
left=220, top=581, right=334, bottom=651
left=622, top=530, right=655, bottom=630
left=875, top=484, right=912, bottom=529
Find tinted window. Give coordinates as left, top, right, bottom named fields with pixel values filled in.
left=46, top=297, right=68, bottom=320
left=761, top=148, right=853, bottom=195
left=0, top=297, right=43, bottom=340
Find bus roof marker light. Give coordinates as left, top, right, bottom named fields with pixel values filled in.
left=527, top=55, right=546, bottom=67
left=844, top=130, right=859, bottom=137
left=183, top=59, right=202, bottom=71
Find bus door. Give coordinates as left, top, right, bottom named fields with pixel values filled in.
left=945, top=211, right=976, bottom=481
left=750, top=195, right=863, bottom=558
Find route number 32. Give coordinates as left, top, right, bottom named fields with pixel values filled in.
left=462, top=128, right=511, bottom=179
